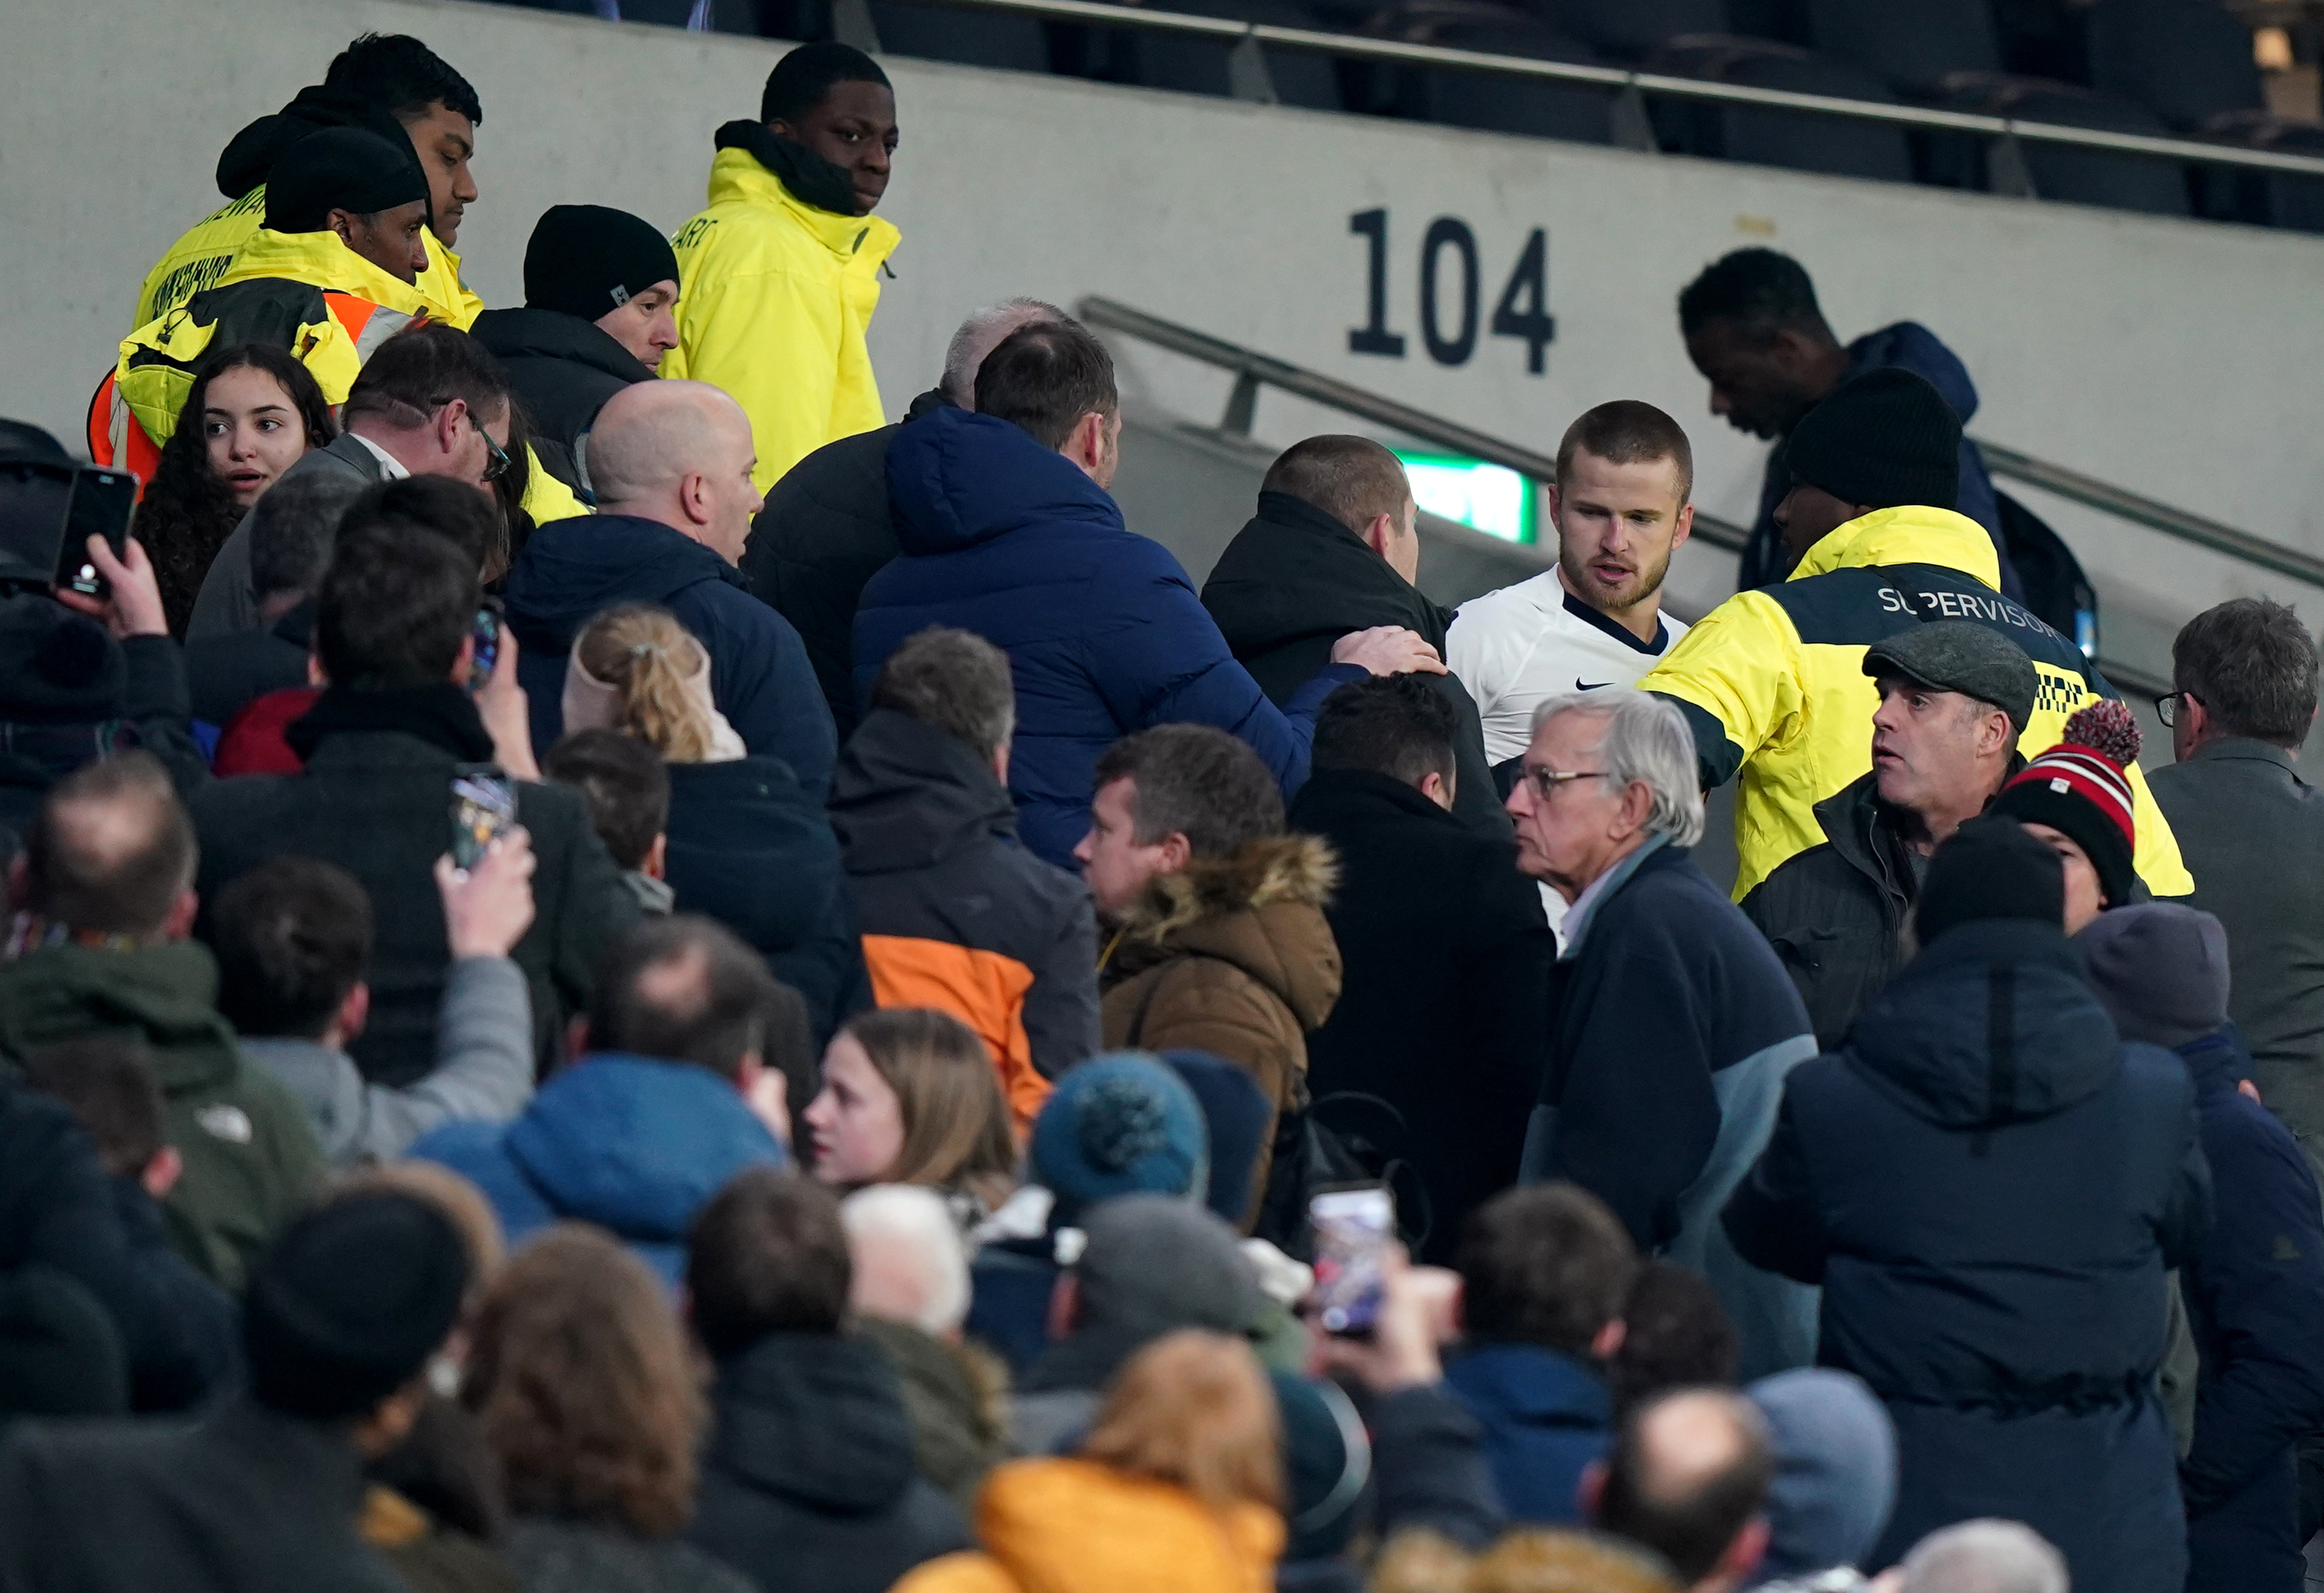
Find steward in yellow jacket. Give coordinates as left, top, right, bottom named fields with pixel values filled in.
left=132, top=44, right=486, bottom=333
left=666, top=44, right=902, bottom=494
left=1640, top=368, right=2192, bottom=902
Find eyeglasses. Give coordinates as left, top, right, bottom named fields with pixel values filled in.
left=1515, top=766, right=1612, bottom=802
left=470, top=414, right=512, bottom=483
left=2155, top=690, right=2200, bottom=728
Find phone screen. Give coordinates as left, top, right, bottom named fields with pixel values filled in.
left=1310, top=1185, right=1395, bottom=1337
left=451, top=767, right=518, bottom=871
left=56, top=468, right=138, bottom=598
left=466, top=603, right=503, bottom=696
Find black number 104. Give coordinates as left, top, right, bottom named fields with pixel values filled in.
left=1348, top=208, right=1555, bottom=375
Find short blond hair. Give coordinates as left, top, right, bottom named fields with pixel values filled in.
left=1084, top=1330, right=1282, bottom=1513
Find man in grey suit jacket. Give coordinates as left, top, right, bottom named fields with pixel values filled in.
left=189, top=324, right=512, bottom=639
left=2149, top=597, right=2324, bottom=1179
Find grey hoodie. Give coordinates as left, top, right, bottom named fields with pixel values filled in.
left=244, top=956, right=533, bottom=1168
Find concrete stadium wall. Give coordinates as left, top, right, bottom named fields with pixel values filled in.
left=7, top=0, right=2324, bottom=659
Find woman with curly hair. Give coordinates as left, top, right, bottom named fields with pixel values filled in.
left=134, top=343, right=334, bottom=637
left=463, top=1224, right=753, bottom=1593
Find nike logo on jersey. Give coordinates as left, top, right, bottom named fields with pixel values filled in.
left=1577, top=679, right=1613, bottom=690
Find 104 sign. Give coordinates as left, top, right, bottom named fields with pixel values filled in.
left=1347, top=208, right=1555, bottom=375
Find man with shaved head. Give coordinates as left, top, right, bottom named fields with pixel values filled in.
left=0, top=754, right=325, bottom=1292
left=745, top=297, right=1067, bottom=738
left=1586, top=1388, right=1774, bottom=1592
left=503, top=378, right=836, bottom=795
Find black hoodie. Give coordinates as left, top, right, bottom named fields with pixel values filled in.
left=828, top=709, right=1099, bottom=1089
left=687, top=1333, right=969, bottom=1593
left=469, top=308, right=656, bottom=488
left=1201, top=492, right=1509, bottom=840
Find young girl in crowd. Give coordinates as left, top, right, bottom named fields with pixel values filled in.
left=463, top=1224, right=753, bottom=1593
left=561, top=601, right=863, bottom=1036
left=805, top=1007, right=1018, bottom=1228
left=896, top=1330, right=1285, bottom=1593
left=134, top=342, right=334, bottom=637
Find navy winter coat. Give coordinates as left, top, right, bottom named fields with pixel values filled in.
left=1441, top=1342, right=1607, bottom=1526
left=665, top=756, right=868, bottom=1047
left=505, top=513, right=836, bottom=799
left=1519, top=840, right=1819, bottom=1380
left=854, top=409, right=1362, bottom=868
left=2174, top=1024, right=2324, bottom=1593
left=1744, top=321, right=2017, bottom=599
left=1723, top=920, right=2212, bottom=1591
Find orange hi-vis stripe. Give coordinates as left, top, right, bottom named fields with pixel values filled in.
left=860, top=934, right=1052, bottom=1136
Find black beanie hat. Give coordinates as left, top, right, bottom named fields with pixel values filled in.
left=523, top=205, right=682, bottom=322
left=1915, top=815, right=2065, bottom=945
left=244, top=1191, right=468, bottom=1421
left=266, top=127, right=429, bottom=236
left=1781, top=367, right=1962, bottom=513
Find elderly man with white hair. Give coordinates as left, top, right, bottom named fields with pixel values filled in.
left=1509, top=688, right=1817, bottom=1380
left=744, top=298, right=1069, bottom=738
left=1883, top=1520, right=2068, bottom=1593
left=502, top=377, right=836, bottom=793
left=841, top=1185, right=1006, bottom=1514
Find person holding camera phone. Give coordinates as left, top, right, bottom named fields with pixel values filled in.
left=0, top=422, right=208, bottom=839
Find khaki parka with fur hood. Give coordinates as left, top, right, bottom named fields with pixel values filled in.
left=1098, top=833, right=1342, bottom=1222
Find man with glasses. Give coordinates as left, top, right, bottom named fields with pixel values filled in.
left=1508, top=688, right=1816, bottom=1380
left=2150, top=599, right=2324, bottom=1188
left=190, top=325, right=515, bottom=639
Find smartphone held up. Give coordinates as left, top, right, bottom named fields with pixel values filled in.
left=1310, top=1184, right=1395, bottom=1338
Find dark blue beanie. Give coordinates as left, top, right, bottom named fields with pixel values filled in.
left=1030, top=1053, right=1207, bottom=1221
left=1159, top=1050, right=1271, bottom=1226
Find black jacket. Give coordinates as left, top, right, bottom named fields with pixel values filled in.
left=1289, top=769, right=1551, bottom=1262
left=0, top=1073, right=235, bottom=1412
left=0, top=1397, right=409, bottom=1593
left=188, top=688, right=641, bottom=1086
left=1740, top=773, right=1914, bottom=1053
left=1724, top=919, right=2212, bottom=1588
left=829, top=709, right=1099, bottom=1097
left=742, top=389, right=949, bottom=740
left=664, top=756, right=866, bottom=1046
left=0, top=603, right=207, bottom=839
left=469, top=308, right=656, bottom=492
left=1202, top=492, right=1508, bottom=841
left=184, top=598, right=311, bottom=729
left=2172, top=1024, right=2324, bottom=1593
left=688, top=1333, right=970, bottom=1593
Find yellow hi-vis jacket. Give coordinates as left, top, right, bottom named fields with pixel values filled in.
left=663, top=147, right=900, bottom=494
left=134, top=186, right=483, bottom=334
left=1638, top=504, right=2194, bottom=903
left=112, top=228, right=584, bottom=526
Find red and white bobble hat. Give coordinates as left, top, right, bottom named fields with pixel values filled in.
left=1991, top=699, right=2141, bottom=906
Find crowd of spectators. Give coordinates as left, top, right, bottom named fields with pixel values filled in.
left=5, top=22, right=2324, bottom=1593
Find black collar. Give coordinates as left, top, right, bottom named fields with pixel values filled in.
left=285, top=683, right=497, bottom=764
left=1560, top=587, right=1668, bottom=657
left=713, top=120, right=859, bottom=216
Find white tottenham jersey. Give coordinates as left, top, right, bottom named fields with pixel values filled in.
left=1446, top=572, right=1691, bottom=764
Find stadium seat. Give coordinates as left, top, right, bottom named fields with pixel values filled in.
left=2187, top=113, right=2324, bottom=231
left=1382, top=4, right=1610, bottom=141
left=1936, top=73, right=2191, bottom=215
left=1807, top=0, right=2000, bottom=97
left=1135, top=0, right=1345, bottom=111
left=1553, top=0, right=1727, bottom=62
left=866, top=0, right=1053, bottom=70
left=1647, top=37, right=1914, bottom=182
left=2086, top=0, right=2263, bottom=131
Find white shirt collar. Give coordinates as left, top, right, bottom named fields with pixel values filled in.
left=347, top=431, right=411, bottom=480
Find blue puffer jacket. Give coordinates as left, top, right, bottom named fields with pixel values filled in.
left=1441, top=1342, right=1606, bottom=1526
left=1744, top=321, right=2017, bottom=599
left=505, top=513, right=836, bottom=799
left=410, top=1051, right=787, bottom=1286
left=853, top=409, right=1363, bottom=868
left=1724, top=919, right=2211, bottom=1590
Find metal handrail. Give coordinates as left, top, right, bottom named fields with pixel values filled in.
left=869, top=0, right=2324, bottom=178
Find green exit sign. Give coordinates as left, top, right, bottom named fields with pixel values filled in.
left=1395, top=451, right=1536, bottom=544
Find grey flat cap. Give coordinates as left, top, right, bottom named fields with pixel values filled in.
left=1863, top=619, right=2039, bottom=731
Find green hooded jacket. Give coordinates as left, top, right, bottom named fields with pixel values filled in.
left=0, top=941, right=324, bottom=1294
